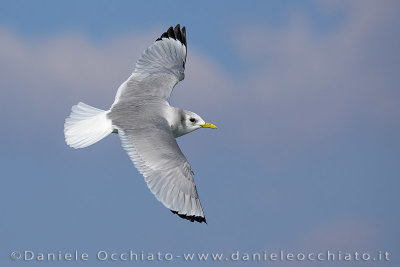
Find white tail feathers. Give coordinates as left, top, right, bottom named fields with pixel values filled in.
left=64, top=102, right=113, bottom=149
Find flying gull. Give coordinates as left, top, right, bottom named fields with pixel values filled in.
left=64, top=24, right=216, bottom=223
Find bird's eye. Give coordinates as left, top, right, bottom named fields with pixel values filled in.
left=189, top=118, right=196, bottom=123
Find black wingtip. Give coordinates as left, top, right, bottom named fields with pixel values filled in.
left=171, top=210, right=207, bottom=224
left=181, top=26, right=186, bottom=46
left=156, top=24, right=187, bottom=47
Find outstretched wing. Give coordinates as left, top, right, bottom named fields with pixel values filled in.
left=113, top=24, right=187, bottom=105
left=109, top=103, right=206, bottom=223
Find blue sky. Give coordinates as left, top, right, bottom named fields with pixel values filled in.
left=1, top=1, right=399, bottom=266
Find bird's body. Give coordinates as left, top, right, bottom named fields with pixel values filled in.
left=64, top=25, right=216, bottom=223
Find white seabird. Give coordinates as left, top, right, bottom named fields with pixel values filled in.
left=64, top=24, right=216, bottom=223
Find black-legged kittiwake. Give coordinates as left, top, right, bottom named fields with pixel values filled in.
left=64, top=25, right=216, bottom=223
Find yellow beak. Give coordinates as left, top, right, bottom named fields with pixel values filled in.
left=201, top=123, right=217, bottom=129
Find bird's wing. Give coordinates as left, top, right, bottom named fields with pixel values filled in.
left=110, top=105, right=205, bottom=223
left=113, top=24, right=187, bottom=105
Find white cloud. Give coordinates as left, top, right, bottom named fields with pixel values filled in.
left=0, top=29, right=148, bottom=109
left=298, top=218, right=377, bottom=250
left=232, top=0, right=400, bottom=147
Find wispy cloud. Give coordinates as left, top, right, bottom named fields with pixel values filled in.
left=232, top=0, right=400, bottom=147
left=299, top=218, right=377, bottom=250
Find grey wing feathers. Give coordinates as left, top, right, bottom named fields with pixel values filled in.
left=114, top=25, right=187, bottom=103
left=117, top=127, right=206, bottom=223
left=109, top=103, right=206, bottom=223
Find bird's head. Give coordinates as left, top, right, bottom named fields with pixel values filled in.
left=174, top=110, right=217, bottom=137
left=185, top=110, right=217, bottom=131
